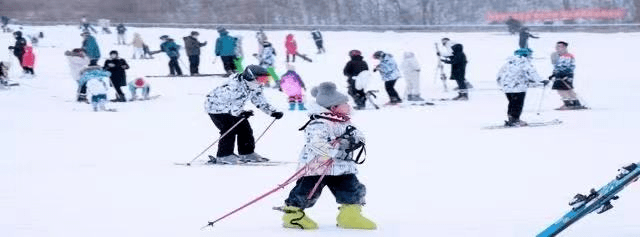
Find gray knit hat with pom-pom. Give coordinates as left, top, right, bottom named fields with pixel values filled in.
left=311, top=82, right=349, bottom=108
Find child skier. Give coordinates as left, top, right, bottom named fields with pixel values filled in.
left=258, top=41, right=279, bottom=86
left=278, top=64, right=306, bottom=111
left=79, top=66, right=111, bottom=111
left=65, top=49, right=91, bottom=101
left=496, top=48, right=543, bottom=127
left=128, top=77, right=150, bottom=101
left=401, top=51, right=424, bottom=101
left=233, top=35, right=244, bottom=72
left=549, top=41, right=585, bottom=110
left=131, top=33, right=146, bottom=59
left=343, top=50, right=369, bottom=110
left=280, top=81, right=376, bottom=230
left=103, top=50, right=129, bottom=102
left=372, top=51, right=402, bottom=105
left=21, top=44, right=35, bottom=76
left=441, top=44, right=469, bottom=100
left=204, top=65, right=284, bottom=164
left=285, top=34, right=297, bottom=63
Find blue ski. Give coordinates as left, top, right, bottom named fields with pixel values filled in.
left=537, top=163, right=640, bottom=237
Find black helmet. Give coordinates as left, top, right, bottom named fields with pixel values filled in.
left=373, top=51, right=385, bottom=59
left=191, top=31, right=199, bottom=36
left=14, top=31, right=22, bottom=37
left=349, top=50, right=361, bottom=57
left=109, top=50, right=118, bottom=56
left=159, top=35, right=169, bottom=40
left=262, top=41, right=272, bottom=47
left=242, top=65, right=269, bottom=81
left=217, top=26, right=227, bottom=33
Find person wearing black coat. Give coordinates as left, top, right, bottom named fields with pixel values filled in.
left=183, top=31, right=207, bottom=75
left=441, top=44, right=469, bottom=100
left=519, top=27, right=539, bottom=49
left=8, top=31, right=27, bottom=65
left=343, top=50, right=369, bottom=109
left=103, top=50, right=130, bottom=102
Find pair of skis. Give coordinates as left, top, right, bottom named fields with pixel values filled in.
left=537, top=163, right=640, bottom=237
left=145, top=74, right=228, bottom=78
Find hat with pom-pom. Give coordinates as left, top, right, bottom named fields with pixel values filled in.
left=311, top=82, right=349, bottom=108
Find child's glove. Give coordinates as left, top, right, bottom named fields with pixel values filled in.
left=271, top=111, right=284, bottom=119
left=239, top=110, right=254, bottom=118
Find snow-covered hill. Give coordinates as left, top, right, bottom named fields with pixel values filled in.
left=2, top=25, right=640, bottom=237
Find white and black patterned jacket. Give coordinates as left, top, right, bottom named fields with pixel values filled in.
left=298, top=103, right=365, bottom=176
left=204, top=76, right=277, bottom=116
left=496, top=56, right=542, bottom=93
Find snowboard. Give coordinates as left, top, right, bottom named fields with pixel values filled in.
left=145, top=74, right=228, bottom=78
left=483, top=119, right=562, bottom=129
left=537, top=163, right=640, bottom=237
left=295, top=52, right=312, bottom=62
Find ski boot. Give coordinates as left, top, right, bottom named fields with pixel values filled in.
left=569, top=100, right=589, bottom=110
left=209, top=154, right=241, bottom=165
left=289, top=102, right=296, bottom=111
left=407, top=95, right=415, bottom=101
left=413, top=94, right=425, bottom=101
left=278, top=206, right=318, bottom=230
left=555, top=100, right=572, bottom=110
left=297, top=103, right=307, bottom=111
left=336, top=204, right=377, bottom=230
left=452, top=92, right=468, bottom=101
left=239, top=153, right=269, bottom=163
left=616, top=163, right=638, bottom=180
left=569, top=188, right=598, bottom=210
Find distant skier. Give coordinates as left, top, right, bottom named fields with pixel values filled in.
left=1, top=16, right=10, bottom=33
left=440, top=43, right=469, bottom=100
left=215, top=27, right=238, bottom=76
left=153, top=35, right=182, bottom=76
left=116, top=23, right=126, bottom=45
left=278, top=64, right=306, bottom=111
left=79, top=66, right=111, bottom=111
left=401, top=51, right=424, bottom=101
left=285, top=34, right=297, bottom=63
left=80, top=16, right=97, bottom=34
left=65, top=48, right=90, bottom=101
left=258, top=41, right=278, bottom=86
left=505, top=16, right=522, bottom=35
left=81, top=32, right=101, bottom=66
left=519, top=27, right=539, bottom=49
left=496, top=48, right=543, bottom=127
left=8, top=31, right=27, bottom=67
left=256, top=28, right=268, bottom=52
left=131, top=33, right=148, bottom=59
left=233, top=35, right=244, bottom=71
left=343, top=50, right=369, bottom=110
left=373, top=51, right=402, bottom=105
left=549, top=41, right=586, bottom=110
left=204, top=65, right=284, bottom=164
left=280, top=81, right=376, bottom=230
left=21, top=44, right=35, bottom=76
left=128, top=78, right=151, bottom=101
left=311, top=29, right=325, bottom=54
left=103, top=50, right=129, bottom=102
left=183, top=31, right=207, bottom=75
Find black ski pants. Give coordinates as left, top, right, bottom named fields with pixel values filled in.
left=347, top=78, right=366, bottom=107
left=209, top=113, right=255, bottom=157
left=169, top=56, right=182, bottom=76
left=384, top=79, right=401, bottom=101
left=188, top=55, right=200, bottom=75
left=285, top=174, right=366, bottom=209
left=506, top=92, right=526, bottom=119
left=221, top=56, right=237, bottom=72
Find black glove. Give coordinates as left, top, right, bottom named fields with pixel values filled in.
left=271, top=111, right=284, bottom=119
left=8, top=46, right=13, bottom=50
left=239, top=110, right=254, bottom=118
left=436, top=52, right=441, bottom=56
left=548, top=75, right=554, bottom=80
left=542, top=80, right=550, bottom=86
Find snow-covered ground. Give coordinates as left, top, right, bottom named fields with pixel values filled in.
left=2, top=25, right=640, bottom=237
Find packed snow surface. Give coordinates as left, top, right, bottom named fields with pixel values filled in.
left=2, top=25, right=640, bottom=237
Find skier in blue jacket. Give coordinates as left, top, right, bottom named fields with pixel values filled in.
left=215, top=27, right=238, bottom=77
left=81, top=32, right=101, bottom=66
left=152, top=35, right=182, bottom=76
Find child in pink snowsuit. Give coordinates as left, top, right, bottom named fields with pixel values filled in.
left=279, top=64, right=306, bottom=110
left=22, top=44, right=35, bottom=75
left=285, top=34, right=297, bottom=63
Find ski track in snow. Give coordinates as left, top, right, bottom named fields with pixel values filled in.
left=2, top=26, right=640, bottom=237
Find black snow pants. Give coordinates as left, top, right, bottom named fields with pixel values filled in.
left=506, top=92, right=526, bottom=119
left=285, top=174, right=366, bottom=209
left=209, top=113, right=255, bottom=157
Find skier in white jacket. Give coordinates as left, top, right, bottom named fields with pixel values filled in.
left=496, top=48, right=544, bottom=126
left=401, top=52, right=424, bottom=101
left=65, top=48, right=90, bottom=101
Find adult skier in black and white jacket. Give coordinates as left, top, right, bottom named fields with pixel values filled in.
left=204, top=65, right=284, bottom=164
left=496, top=48, right=543, bottom=126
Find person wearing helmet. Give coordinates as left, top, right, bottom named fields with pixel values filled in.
left=311, top=29, right=325, bottom=54
left=285, top=34, right=297, bottom=63
left=343, top=50, right=369, bottom=109
left=81, top=32, right=101, bottom=66
left=204, top=65, right=284, bottom=164
left=497, top=48, right=544, bottom=127
left=153, top=35, right=182, bottom=76
left=8, top=31, right=27, bottom=68
left=372, top=51, right=402, bottom=105
left=128, top=78, right=151, bottom=101
left=183, top=31, right=207, bottom=75
left=258, top=41, right=278, bottom=86
left=440, top=43, right=469, bottom=100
